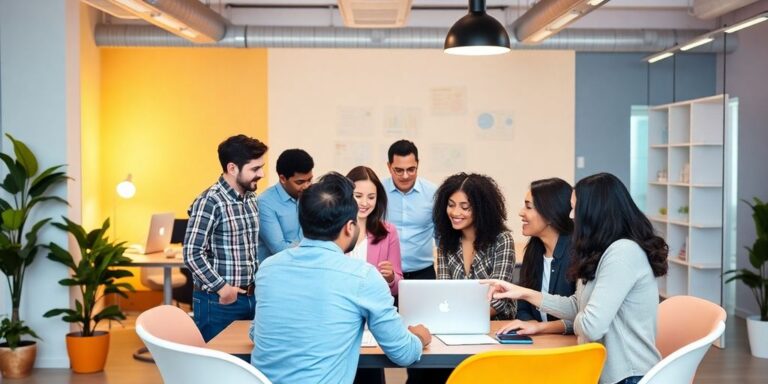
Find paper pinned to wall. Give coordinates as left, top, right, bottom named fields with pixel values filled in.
left=428, top=143, right=467, bottom=173
left=337, top=106, right=375, bottom=136
left=475, top=111, right=514, bottom=140
left=383, top=106, right=422, bottom=137
left=430, top=87, right=467, bottom=116
left=334, top=141, right=373, bottom=171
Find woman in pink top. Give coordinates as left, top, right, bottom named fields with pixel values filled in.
left=346, top=166, right=403, bottom=296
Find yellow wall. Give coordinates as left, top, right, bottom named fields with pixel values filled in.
left=92, top=47, right=269, bottom=289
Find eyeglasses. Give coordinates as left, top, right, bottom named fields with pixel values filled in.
left=392, top=167, right=417, bottom=176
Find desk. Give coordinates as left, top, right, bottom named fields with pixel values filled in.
left=208, top=321, right=577, bottom=368
left=127, top=252, right=186, bottom=305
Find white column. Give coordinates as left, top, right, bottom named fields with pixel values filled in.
left=0, top=0, right=81, bottom=368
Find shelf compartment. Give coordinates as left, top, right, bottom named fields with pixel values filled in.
left=689, top=268, right=721, bottom=304
left=665, top=262, right=688, bottom=296
left=649, top=109, right=669, bottom=146
left=690, top=188, right=723, bottom=225
left=668, top=105, right=691, bottom=145
left=690, top=146, right=723, bottom=185
left=667, top=185, right=689, bottom=223
left=688, top=227, right=722, bottom=266
left=690, top=102, right=724, bottom=144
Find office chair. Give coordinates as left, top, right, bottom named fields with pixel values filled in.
left=136, top=305, right=272, bottom=384
left=446, top=343, right=606, bottom=384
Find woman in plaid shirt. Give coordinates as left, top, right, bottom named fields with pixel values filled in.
left=433, top=173, right=516, bottom=320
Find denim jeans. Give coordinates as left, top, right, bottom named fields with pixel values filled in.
left=617, top=376, right=643, bottom=384
left=193, top=290, right=255, bottom=342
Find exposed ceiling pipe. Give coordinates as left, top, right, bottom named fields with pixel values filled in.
left=511, top=0, right=609, bottom=44
left=94, top=24, right=736, bottom=53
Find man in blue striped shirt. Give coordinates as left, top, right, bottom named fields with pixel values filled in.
left=183, top=134, right=268, bottom=342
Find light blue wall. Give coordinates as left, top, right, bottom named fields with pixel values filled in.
left=574, top=52, right=717, bottom=184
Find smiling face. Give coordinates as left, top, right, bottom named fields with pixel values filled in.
left=232, top=157, right=265, bottom=193
left=446, top=190, right=474, bottom=231
left=353, top=179, right=377, bottom=220
left=519, top=190, right=549, bottom=237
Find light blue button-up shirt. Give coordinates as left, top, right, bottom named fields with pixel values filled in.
left=250, top=239, right=422, bottom=384
left=257, top=183, right=301, bottom=264
left=384, top=177, right=437, bottom=272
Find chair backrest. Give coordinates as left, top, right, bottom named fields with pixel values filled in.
left=656, top=295, right=726, bottom=358
left=136, top=306, right=271, bottom=384
left=639, top=321, right=725, bottom=384
left=136, top=305, right=206, bottom=348
left=446, top=343, right=606, bottom=384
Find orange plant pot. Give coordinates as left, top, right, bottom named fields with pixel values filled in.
left=65, top=331, right=110, bottom=373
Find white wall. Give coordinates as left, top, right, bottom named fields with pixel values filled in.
left=0, top=0, right=81, bottom=368
left=268, top=49, right=575, bottom=245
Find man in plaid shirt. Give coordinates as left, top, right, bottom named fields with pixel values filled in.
left=183, top=134, right=268, bottom=341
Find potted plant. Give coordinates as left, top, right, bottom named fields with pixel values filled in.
left=0, top=134, right=68, bottom=377
left=44, top=218, right=135, bottom=373
left=0, top=318, right=40, bottom=378
left=724, top=197, right=768, bottom=358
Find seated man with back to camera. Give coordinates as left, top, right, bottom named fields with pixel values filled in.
left=250, top=172, right=431, bottom=384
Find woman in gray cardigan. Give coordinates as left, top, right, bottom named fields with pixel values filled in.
left=484, top=173, right=668, bottom=384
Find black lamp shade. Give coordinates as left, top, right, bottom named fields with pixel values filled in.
left=444, top=10, right=511, bottom=55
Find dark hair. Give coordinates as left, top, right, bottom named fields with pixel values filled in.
left=276, top=149, right=314, bottom=178
left=346, top=166, right=389, bottom=244
left=433, top=173, right=508, bottom=254
left=387, top=139, right=419, bottom=163
left=568, top=173, right=668, bottom=283
left=217, top=134, right=268, bottom=172
left=519, top=178, right=574, bottom=290
left=298, top=172, right=358, bottom=241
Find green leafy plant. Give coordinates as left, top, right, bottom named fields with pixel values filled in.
left=43, top=218, right=135, bottom=336
left=659, top=207, right=668, bottom=216
left=678, top=205, right=689, bottom=214
left=0, top=318, right=40, bottom=350
left=724, top=198, right=768, bottom=321
left=0, top=134, right=68, bottom=326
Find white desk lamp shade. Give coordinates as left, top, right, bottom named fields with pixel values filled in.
left=117, top=175, right=136, bottom=199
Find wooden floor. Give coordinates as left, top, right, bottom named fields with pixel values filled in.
left=5, top=315, right=767, bottom=383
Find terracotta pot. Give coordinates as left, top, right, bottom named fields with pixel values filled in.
left=66, top=331, right=110, bottom=373
left=0, top=341, right=37, bottom=378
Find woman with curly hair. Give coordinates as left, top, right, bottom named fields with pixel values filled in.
left=484, top=173, right=668, bottom=384
left=433, top=172, right=516, bottom=320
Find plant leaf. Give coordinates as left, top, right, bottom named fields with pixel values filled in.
left=6, top=134, right=38, bottom=176
left=1, top=209, right=24, bottom=231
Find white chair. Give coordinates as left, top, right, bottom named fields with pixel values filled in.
left=638, top=321, right=725, bottom=384
left=135, top=305, right=271, bottom=384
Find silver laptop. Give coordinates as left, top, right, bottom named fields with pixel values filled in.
left=141, top=213, right=175, bottom=254
left=398, top=280, right=490, bottom=335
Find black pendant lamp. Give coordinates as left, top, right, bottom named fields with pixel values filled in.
left=444, top=0, right=511, bottom=55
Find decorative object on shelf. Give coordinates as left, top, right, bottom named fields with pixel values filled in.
left=0, top=318, right=40, bottom=378
left=44, top=218, right=135, bottom=373
left=0, top=134, right=68, bottom=377
left=678, top=205, right=689, bottom=221
left=659, top=207, right=668, bottom=216
left=724, top=197, right=768, bottom=358
left=678, top=236, right=688, bottom=261
left=681, top=163, right=690, bottom=184
left=657, top=169, right=668, bottom=182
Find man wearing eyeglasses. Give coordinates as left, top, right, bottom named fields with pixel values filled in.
left=384, top=140, right=438, bottom=282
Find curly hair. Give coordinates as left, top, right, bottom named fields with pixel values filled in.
left=433, top=173, right=508, bottom=254
left=519, top=178, right=573, bottom=290
left=346, top=166, right=389, bottom=244
left=568, top=173, right=668, bottom=283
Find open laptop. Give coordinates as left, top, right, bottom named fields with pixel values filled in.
left=134, top=212, right=175, bottom=254
left=398, top=280, right=490, bottom=335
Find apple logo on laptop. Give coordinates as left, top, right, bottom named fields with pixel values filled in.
left=438, top=300, right=450, bottom=313
left=159, top=227, right=166, bottom=236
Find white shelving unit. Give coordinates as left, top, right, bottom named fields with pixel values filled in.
left=645, top=95, right=734, bottom=307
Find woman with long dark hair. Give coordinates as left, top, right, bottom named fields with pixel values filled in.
left=346, top=166, right=403, bottom=295
left=497, top=178, right=576, bottom=336
left=484, top=173, right=668, bottom=384
left=434, top=173, right=516, bottom=320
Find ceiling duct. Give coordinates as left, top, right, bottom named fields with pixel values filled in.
left=81, top=0, right=139, bottom=19
left=511, top=0, right=610, bottom=44
left=692, top=0, right=759, bottom=20
left=338, top=0, right=413, bottom=28
left=94, top=24, right=736, bottom=53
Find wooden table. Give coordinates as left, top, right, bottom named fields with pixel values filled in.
left=126, top=251, right=186, bottom=305
left=208, top=321, right=577, bottom=368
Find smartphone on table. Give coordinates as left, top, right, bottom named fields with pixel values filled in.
left=496, top=332, right=533, bottom=344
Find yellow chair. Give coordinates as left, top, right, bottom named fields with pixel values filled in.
left=446, top=343, right=606, bottom=384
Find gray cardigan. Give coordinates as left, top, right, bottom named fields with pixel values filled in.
left=540, top=239, right=661, bottom=384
